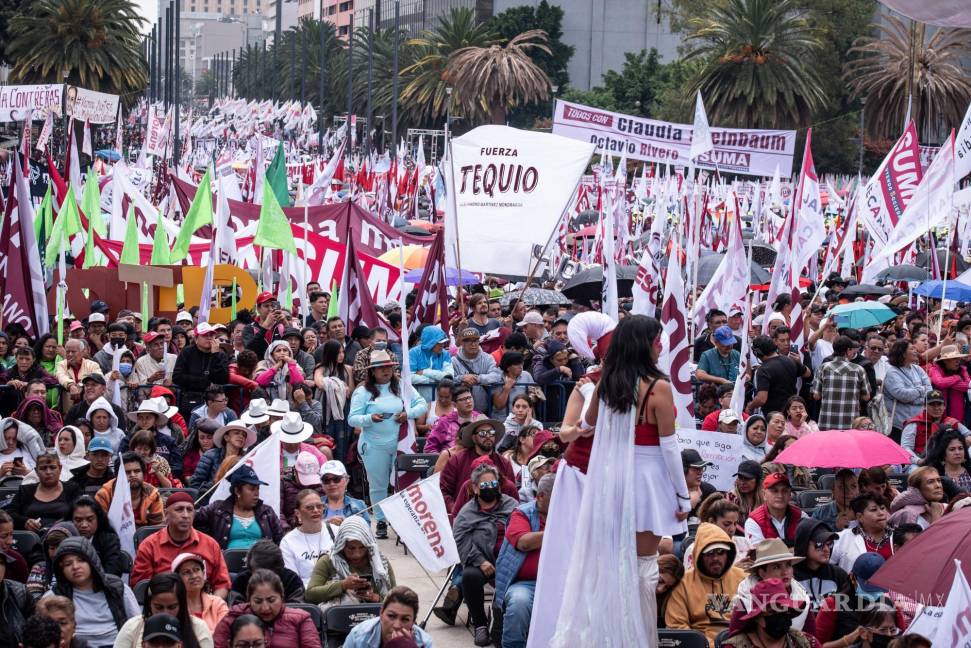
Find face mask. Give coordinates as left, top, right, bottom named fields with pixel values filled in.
left=762, top=613, right=792, bottom=640
left=478, top=486, right=500, bottom=503
left=118, top=363, right=133, bottom=377
left=870, top=634, right=894, bottom=648
left=541, top=448, right=560, bottom=459
left=112, top=339, right=127, bottom=350
left=373, top=341, right=388, bottom=350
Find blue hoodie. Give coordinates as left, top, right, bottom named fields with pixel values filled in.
left=409, top=325, right=453, bottom=383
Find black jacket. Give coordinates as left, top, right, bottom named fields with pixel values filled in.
left=193, top=495, right=284, bottom=549
left=68, top=464, right=115, bottom=499
left=90, top=527, right=132, bottom=577
left=173, top=344, right=230, bottom=393
left=65, top=398, right=127, bottom=428
left=793, top=518, right=852, bottom=610
left=7, top=481, right=80, bottom=530
left=51, top=537, right=131, bottom=631
left=0, top=580, right=32, bottom=645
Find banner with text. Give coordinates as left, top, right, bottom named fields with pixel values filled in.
left=675, top=428, right=744, bottom=491
left=65, top=85, right=120, bottom=123
left=449, top=125, right=594, bottom=276
left=552, top=99, right=796, bottom=177
left=0, top=84, right=63, bottom=122
left=379, top=473, right=459, bottom=573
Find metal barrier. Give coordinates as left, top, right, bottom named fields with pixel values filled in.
left=410, top=379, right=575, bottom=424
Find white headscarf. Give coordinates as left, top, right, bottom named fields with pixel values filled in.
left=329, top=515, right=391, bottom=596
left=263, top=340, right=293, bottom=400
left=55, top=426, right=89, bottom=480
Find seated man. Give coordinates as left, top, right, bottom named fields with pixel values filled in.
left=665, top=523, right=746, bottom=645
left=130, top=492, right=231, bottom=598
left=95, top=452, right=164, bottom=528
left=811, top=468, right=859, bottom=531
left=744, top=473, right=806, bottom=547
left=69, top=436, right=115, bottom=497
left=495, top=472, right=552, bottom=648
left=451, top=328, right=503, bottom=414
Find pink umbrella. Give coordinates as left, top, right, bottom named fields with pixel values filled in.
left=773, top=428, right=911, bottom=468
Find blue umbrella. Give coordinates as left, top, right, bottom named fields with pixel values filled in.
left=828, top=302, right=897, bottom=328
left=404, top=266, right=479, bottom=286
left=95, top=149, right=121, bottom=162
left=914, top=280, right=971, bottom=302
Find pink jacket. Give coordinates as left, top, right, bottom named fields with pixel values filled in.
left=214, top=603, right=321, bottom=648
left=927, top=363, right=970, bottom=422
left=425, top=409, right=482, bottom=454
left=255, top=362, right=305, bottom=387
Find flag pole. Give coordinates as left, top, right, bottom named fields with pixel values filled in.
left=515, top=182, right=580, bottom=304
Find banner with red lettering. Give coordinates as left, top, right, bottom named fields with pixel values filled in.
left=860, top=122, right=922, bottom=248
left=378, top=473, right=459, bottom=572
left=552, top=99, right=796, bottom=177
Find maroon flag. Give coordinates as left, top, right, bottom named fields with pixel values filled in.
left=410, top=230, right=448, bottom=331
left=339, top=236, right=383, bottom=330
left=0, top=156, right=50, bottom=338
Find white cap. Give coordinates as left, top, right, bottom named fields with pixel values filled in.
left=176, top=311, right=193, bottom=323
left=718, top=409, right=741, bottom=424
left=88, top=313, right=106, bottom=323
left=521, top=310, right=545, bottom=326
left=294, top=451, right=322, bottom=485
left=320, top=460, right=348, bottom=478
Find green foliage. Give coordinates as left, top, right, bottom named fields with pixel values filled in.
left=7, top=0, right=148, bottom=102
left=0, top=0, right=28, bottom=66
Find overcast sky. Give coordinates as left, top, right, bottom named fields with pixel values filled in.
left=136, top=0, right=158, bottom=31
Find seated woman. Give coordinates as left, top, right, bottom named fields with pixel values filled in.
left=193, top=465, right=284, bottom=550
left=497, top=394, right=542, bottom=455
left=727, top=460, right=764, bottom=524
left=343, top=586, right=434, bottom=648
left=8, top=451, right=80, bottom=531
left=68, top=495, right=130, bottom=577
left=0, top=417, right=38, bottom=479
left=114, top=572, right=212, bottom=648
left=684, top=494, right=752, bottom=570
left=280, top=490, right=341, bottom=588
left=181, top=418, right=219, bottom=484
left=0, top=548, right=32, bottom=646
left=889, top=466, right=946, bottom=530
left=923, top=427, right=971, bottom=493
left=14, top=395, right=63, bottom=448
left=26, top=521, right=78, bottom=602
left=782, top=396, right=819, bottom=439
left=280, top=451, right=326, bottom=528
left=173, top=552, right=229, bottom=634
left=832, top=493, right=894, bottom=572
left=727, top=538, right=815, bottom=635
left=656, top=555, right=685, bottom=630
left=409, top=324, right=453, bottom=385
left=256, top=341, right=306, bottom=401
left=762, top=435, right=814, bottom=490
left=49, top=426, right=89, bottom=483
left=127, top=429, right=183, bottom=489
left=501, top=409, right=536, bottom=488
left=451, top=454, right=522, bottom=519
left=450, top=462, right=518, bottom=639
left=858, top=467, right=900, bottom=503
left=531, top=340, right=582, bottom=387
left=122, top=397, right=184, bottom=475
left=231, top=539, right=305, bottom=603
left=85, top=396, right=126, bottom=453
left=305, top=516, right=396, bottom=607
left=417, top=379, right=455, bottom=436
left=214, top=569, right=322, bottom=648
left=741, top=415, right=770, bottom=462
left=191, top=422, right=256, bottom=493
left=45, top=536, right=140, bottom=647
left=722, top=578, right=815, bottom=648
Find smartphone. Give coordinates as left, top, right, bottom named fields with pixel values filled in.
left=381, top=413, right=394, bottom=420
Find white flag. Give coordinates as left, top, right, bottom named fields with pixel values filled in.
left=107, top=458, right=136, bottom=557
left=917, top=559, right=971, bottom=647
left=395, top=241, right=418, bottom=481
left=82, top=119, right=93, bottom=157
left=36, top=111, right=53, bottom=152
left=659, top=251, right=696, bottom=428
left=955, top=100, right=971, bottom=181
left=378, top=474, right=459, bottom=573
left=729, top=295, right=752, bottom=416
left=692, top=198, right=748, bottom=332
left=211, top=431, right=282, bottom=516
left=690, top=91, right=715, bottom=161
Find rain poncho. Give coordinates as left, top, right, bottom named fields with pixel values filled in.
left=409, top=325, right=453, bottom=384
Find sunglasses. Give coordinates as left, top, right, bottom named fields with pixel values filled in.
left=322, top=476, right=343, bottom=485
left=813, top=539, right=835, bottom=551
left=475, top=429, right=496, bottom=438
left=704, top=548, right=729, bottom=557
left=478, top=479, right=499, bottom=489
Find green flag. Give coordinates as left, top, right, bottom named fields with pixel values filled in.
left=327, top=279, right=339, bottom=318
left=254, top=181, right=297, bottom=255
left=80, top=170, right=106, bottom=236
left=34, top=184, right=53, bottom=246
left=150, top=212, right=172, bottom=265
left=171, top=167, right=213, bottom=262
left=45, top=186, right=83, bottom=266
left=265, top=143, right=291, bottom=208
left=119, top=204, right=140, bottom=265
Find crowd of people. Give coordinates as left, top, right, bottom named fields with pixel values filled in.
left=0, top=271, right=962, bottom=648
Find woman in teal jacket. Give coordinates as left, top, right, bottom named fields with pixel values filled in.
left=348, top=349, right=427, bottom=538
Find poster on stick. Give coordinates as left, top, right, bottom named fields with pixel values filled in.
left=552, top=99, right=796, bottom=177
left=65, top=85, right=120, bottom=123
left=675, top=428, right=743, bottom=491
left=448, top=125, right=594, bottom=276
left=0, top=84, right=63, bottom=122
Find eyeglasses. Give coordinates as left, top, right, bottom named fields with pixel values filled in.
left=478, top=479, right=499, bottom=489
left=322, top=476, right=343, bottom=485
left=813, top=539, right=835, bottom=551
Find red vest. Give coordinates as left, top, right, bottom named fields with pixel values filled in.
left=904, top=414, right=959, bottom=455
left=749, top=504, right=802, bottom=545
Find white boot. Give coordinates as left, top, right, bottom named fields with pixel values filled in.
left=638, top=553, right=660, bottom=648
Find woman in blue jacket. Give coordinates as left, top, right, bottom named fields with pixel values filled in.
left=348, top=350, right=427, bottom=538
left=409, top=325, right=453, bottom=384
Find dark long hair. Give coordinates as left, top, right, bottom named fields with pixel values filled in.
left=762, top=434, right=797, bottom=464
left=230, top=614, right=266, bottom=643
left=143, top=573, right=202, bottom=648
left=365, top=367, right=401, bottom=399
left=316, top=340, right=347, bottom=380
left=33, top=333, right=59, bottom=362
left=924, top=426, right=971, bottom=476
left=67, top=496, right=116, bottom=544
left=597, top=315, right=666, bottom=412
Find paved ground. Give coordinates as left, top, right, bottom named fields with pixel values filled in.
left=378, top=530, right=476, bottom=647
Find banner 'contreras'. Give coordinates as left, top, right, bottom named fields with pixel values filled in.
left=0, top=84, right=63, bottom=122
left=552, top=99, right=796, bottom=178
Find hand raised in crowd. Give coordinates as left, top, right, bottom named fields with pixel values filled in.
left=292, top=387, right=307, bottom=405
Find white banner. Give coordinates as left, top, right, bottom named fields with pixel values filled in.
left=448, top=125, right=594, bottom=276
left=552, top=99, right=796, bottom=177
left=956, top=100, right=971, bottom=182
left=210, top=431, right=282, bottom=516
left=911, top=560, right=971, bottom=647
left=675, top=428, right=744, bottom=491
left=65, top=85, right=120, bottom=124
left=659, top=252, right=696, bottom=429
left=107, top=456, right=136, bottom=557
left=0, top=84, right=63, bottom=122
left=378, top=473, right=459, bottom=573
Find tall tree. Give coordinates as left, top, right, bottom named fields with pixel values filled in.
left=682, top=0, right=826, bottom=128
left=0, top=0, right=28, bottom=66
left=7, top=0, right=147, bottom=100
left=844, top=16, right=971, bottom=142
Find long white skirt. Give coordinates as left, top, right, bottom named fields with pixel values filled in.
left=634, top=446, right=688, bottom=536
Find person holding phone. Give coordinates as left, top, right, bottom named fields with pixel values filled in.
left=304, top=516, right=396, bottom=608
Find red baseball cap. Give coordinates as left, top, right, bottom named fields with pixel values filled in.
left=142, top=331, right=162, bottom=344
left=763, top=472, right=791, bottom=489
left=256, top=292, right=277, bottom=306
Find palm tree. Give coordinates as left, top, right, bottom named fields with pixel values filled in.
left=7, top=0, right=147, bottom=100
left=446, top=30, right=551, bottom=124
left=401, top=8, right=497, bottom=126
left=681, top=0, right=826, bottom=128
left=844, top=16, right=971, bottom=141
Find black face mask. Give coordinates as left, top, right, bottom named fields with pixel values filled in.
left=540, top=448, right=560, bottom=459
left=762, top=613, right=792, bottom=640
left=478, top=486, right=500, bottom=503
left=869, top=634, right=894, bottom=648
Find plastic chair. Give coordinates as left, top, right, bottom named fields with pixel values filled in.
left=323, top=603, right=382, bottom=648
left=134, top=525, right=164, bottom=549
left=12, top=530, right=41, bottom=561
left=887, top=473, right=906, bottom=491
left=0, top=475, right=24, bottom=488
left=158, top=487, right=200, bottom=503
left=394, top=454, right=439, bottom=485
left=289, top=603, right=325, bottom=643
left=133, top=579, right=150, bottom=605
left=658, top=629, right=711, bottom=647
left=223, top=548, right=249, bottom=579
left=817, top=474, right=836, bottom=491
left=797, top=490, right=833, bottom=510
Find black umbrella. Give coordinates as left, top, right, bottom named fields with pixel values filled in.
left=875, top=264, right=929, bottom=282
left=695, top=253, right=770, bottom=285
left=561, top=265, right=637, bottom=301
left=399, top=226, right=433, bottom=236
left=500, top=288, right=571, bottom=307
left=749, top=243, right=777, bottom=267
left=917, top=248, right=969, bottom=273
left=840, top=283, right=894, bottom=297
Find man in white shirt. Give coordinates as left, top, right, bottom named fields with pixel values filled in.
left=132, top=332, right=176, bottom=387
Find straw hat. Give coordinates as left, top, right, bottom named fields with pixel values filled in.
left=366, top=349, right=397, bottom=369
left=745, top=538, right=804, bottom=573
left=937, top=345, right=969, bottom=362
left=266, top=398, right=291, bottom=417
left=213, top=422, right=257, bottom=449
